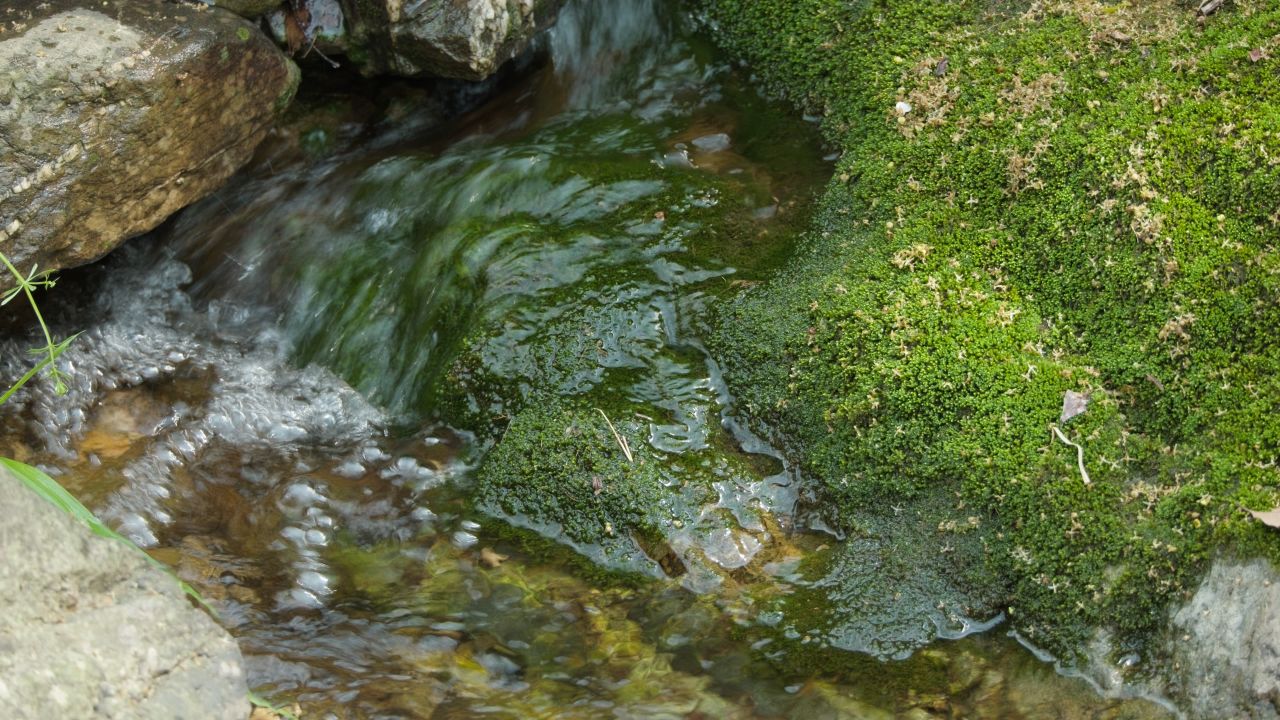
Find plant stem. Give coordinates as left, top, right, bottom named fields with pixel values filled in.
left=0, top=250, right=65, bottom=393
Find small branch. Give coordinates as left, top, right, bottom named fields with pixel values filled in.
left=595, top=408, right=633, bottom=463
left=1051, top=425, right=1091, bottom=485
left=303, top=36, right=341, bottom=69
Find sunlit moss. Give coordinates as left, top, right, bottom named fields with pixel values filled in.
left=703, top=0, right=1280, bottom=654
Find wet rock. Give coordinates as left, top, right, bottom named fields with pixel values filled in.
left=0, top=0, right=299, bottom=288
left=0, top=467, right=248, bottom=719
left=341, top=0, right=563, bottom=80
left=209, top=0, right=283, bottom=18
left=1160, top=557, right=1280, bottom=719
left=756, top=497, right=1007, bottom=662
left=473, top=402, right=774, bottom=586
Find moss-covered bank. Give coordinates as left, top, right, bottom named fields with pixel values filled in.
left=701, top=0, right=1280, bottom=655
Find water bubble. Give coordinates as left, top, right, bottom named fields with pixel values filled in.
left=117, top=513, right=157, bottom=547
left=277, top=587, right=323, bottom=611
left=691, top=133, right=730, bottom=152
left=297, top=570, right=332, bottom=597
left=331, top=460, right=364, bottom=478
left=281, top=482, right=326, bottom=510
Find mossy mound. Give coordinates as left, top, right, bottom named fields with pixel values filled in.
left=702, top=0, right=1280, bottom=655
left=473, top=401, right=773, bottom=580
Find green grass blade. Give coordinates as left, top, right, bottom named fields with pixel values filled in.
left=0, top=457, right=216, bottom=614
left=248, top=690, right=299, bottom=719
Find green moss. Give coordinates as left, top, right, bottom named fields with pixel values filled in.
left=703, top=0, right=1280, bottom=656
left=274, top=57, right=301, bottom=113
left=475, top=403, right=675, bottom=545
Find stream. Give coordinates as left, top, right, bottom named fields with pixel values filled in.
left=1, top=0, right=1173, bottom=717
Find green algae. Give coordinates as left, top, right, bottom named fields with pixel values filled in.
left=472, top=400, right=774, bottom=577
left=702, top=0, right=1280, bottom=655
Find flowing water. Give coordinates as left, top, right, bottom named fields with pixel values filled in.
left=1, top=0, right=1174, bottom=717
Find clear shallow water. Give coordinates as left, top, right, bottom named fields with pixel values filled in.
left=0, top=0, right=1171, bottom=717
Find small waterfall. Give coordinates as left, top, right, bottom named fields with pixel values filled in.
left=547, top=0, right=682, bottom=111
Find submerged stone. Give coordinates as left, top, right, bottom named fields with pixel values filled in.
left=754, top=498, right=1007, bottom=661
left=473, top=402, right=775, bottom=583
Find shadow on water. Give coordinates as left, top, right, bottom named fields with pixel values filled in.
left=0, top=0, right=1174, bottom=717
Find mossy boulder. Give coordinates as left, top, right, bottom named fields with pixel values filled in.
left=473, top=401, right=774, bottom=582
left=0, top=0, right=299, bottom=288
left=701, top=0, right=1280, bottom=658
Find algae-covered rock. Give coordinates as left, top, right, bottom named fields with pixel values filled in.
left=0, top=0, right=298, bottom=288
left=754, top=497, right=1007, bottom=661
left=474, top=401, right=773, bottom=581
left=702, top=0, right=1280, bottom=664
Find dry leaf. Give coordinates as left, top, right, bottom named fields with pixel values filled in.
left=1249, top=508, right=1280, bottom=529
left=1060, top=390, right=1089, bottom=424
left=283, top=1, right=311, bottom=55
left=479, top=547, right=508, bottom=568
left=1248, top=48, right=1265, bottom=63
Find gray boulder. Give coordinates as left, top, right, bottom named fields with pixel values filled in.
left=1162, top=557, right=1280, bottom=719
left=0, top=467, right=249, bottom=719
left=0, top=0, right=299, bottom=289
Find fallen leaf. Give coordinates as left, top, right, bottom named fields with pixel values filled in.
left=283, top=0, right=311, bottom=55
left=1248, top=48, right=1265, bottom=63
left=1249, top=508, right=1280, bottom=528
left=479, top=547, right=508, bottom=568
left=1060, top=390, right=1089, bottom=424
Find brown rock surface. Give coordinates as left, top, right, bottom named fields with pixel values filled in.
left=0, top=0, right=299, bottom=288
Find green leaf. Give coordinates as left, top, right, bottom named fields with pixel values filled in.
left=248, top=690, right=299, bottom=719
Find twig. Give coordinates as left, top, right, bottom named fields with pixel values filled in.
left=1051, top=425, right=1091, bottom=485
left=595, top=408, right=633, bottom=463
left=303, top=35, right=341, bottom=69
